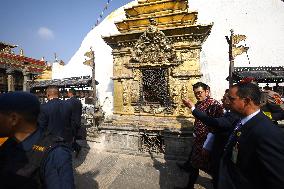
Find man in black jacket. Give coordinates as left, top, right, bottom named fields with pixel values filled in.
left=218, top=82, right=284, bottom=189
left=38, top=86, right=73, bottom=143
left=66, top=88, right=83, bottom=156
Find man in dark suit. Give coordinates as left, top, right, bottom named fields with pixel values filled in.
left=66, top=88, right=83, bottom=156
left=38, top=86, right=73, bottom=143
left=183, top=91, right=239, bottom=189
left=218, top=82, right=284, bottom=189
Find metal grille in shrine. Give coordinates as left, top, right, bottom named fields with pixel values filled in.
left=141, top=68, right=171, bottom=108
left=138, top=129, right=165, bottom=154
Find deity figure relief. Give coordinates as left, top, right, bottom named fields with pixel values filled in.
left=133, top=69, right=141, bottom=81
left=179, top=85, right=188, bottom=115
left=171, top=86, right=180, bottom=105
left=181, top=85, right=188, bottom=100
left=123, top=83, right=130, bottom=106
left=130, top=87, right=139, bottom=103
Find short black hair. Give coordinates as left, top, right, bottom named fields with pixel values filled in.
left=192, top=82, right=210, bottom=91
left=233, top=82, right=261, bottom=105
left=46, top=85, right=59, bottom=92
left=0, top=92, right=40, bottom=123
left=68, top=88, right=76, bottom=95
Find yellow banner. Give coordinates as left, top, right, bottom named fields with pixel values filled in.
left=232, top=34, right=247, bottom=45
left=84, top=51, right=94, bottom=59
left=83, top=59, right=93, bottom=67
left=232, top=45, right=249, bottom=58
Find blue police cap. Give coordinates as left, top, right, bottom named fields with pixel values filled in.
left=0, top=92, right=40, bottom=116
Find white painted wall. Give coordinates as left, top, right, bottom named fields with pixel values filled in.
left=53, top=0, right=284, bottom=117
left=190, top=0, right=284, bottom=98
left=52, top=1, right=138, bottom=119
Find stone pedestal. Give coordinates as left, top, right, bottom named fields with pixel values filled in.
left=98, top=115, right=194, bottom=160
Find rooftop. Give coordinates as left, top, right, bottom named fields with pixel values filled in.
left=232, top=66, right=284, bottom=83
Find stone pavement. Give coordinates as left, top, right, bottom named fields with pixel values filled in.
left=73, top=140, right=213, bottom=189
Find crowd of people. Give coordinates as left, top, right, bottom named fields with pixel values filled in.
left=177, top=81, right=284, bottom=189
left=0, top=80, right=284, bottom=188
left=0, top=86, right=82, bottom=188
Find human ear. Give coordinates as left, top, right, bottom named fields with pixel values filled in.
left=205, top=90, right=210, bottom=96
left=9, top=112, right=20, bottom=127
left=244, top=97, right=251, bottom=105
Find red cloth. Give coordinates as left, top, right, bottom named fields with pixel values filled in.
left=190, top=97, right=223, bottom=173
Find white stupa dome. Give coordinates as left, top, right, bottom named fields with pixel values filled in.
left=53, top=0, right=284, bottom=117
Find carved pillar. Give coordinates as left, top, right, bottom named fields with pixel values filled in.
left=22, top=68, right=30, bottom=92
left=6, top=68, right=15, bottom=92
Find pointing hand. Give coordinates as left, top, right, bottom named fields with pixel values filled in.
left=182, top=99, right=194, bottom=108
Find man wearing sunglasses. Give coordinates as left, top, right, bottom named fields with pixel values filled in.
left=218, top=82, right=284, bottom=189
left=177, top=82, right=223, bottom=189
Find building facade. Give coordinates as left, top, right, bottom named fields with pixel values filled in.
left=0, top=42, right=46, bottom=92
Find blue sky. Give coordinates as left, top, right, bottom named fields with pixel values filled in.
left=0, top=0, right=132, bottom=63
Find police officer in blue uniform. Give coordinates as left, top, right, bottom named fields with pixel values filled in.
left=0, top=92, right=75, bottom=189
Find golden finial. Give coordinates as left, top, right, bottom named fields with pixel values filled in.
left=20, top=49, right=24, bottom=56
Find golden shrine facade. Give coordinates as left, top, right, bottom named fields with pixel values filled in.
left=104, top=0, right=212, bottom=123
left=0, top=42, right=46, bottom=92
left=101, top=0, right=212, bottom=157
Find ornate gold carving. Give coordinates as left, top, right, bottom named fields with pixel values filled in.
left=122, top=81, right=130, bottom=106
left=180, top=49, right=199, bottom=60
left=178, top=84, right=188, bottom=115
left=172, top=68, right=193, bottom=78
left=140, top=105, right=166, bottom=115
left=171, top=85, right=180, bottom=105
left=104, top=0, right=212, bottom=123
left=129, top=19, right=180, bottom=68
left=180, top=85, right=188, bottom=100
left=130, top=80, right=140, bottom=103
left=132, top=69, right=141, bottom=81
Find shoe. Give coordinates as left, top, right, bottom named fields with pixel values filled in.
left=176, top=161, right=191, bottom=172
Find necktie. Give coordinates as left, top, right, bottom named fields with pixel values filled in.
left=224, top=121, right=243, bottom=150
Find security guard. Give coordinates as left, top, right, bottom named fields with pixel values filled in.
left=0, top=92, right=75, bottom=189
left=66, top=88, right=83, bottom=156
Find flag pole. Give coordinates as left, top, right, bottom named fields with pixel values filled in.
left=91, top=49, right=96, bottom=108
left=226, top=29, right=234, bottom=87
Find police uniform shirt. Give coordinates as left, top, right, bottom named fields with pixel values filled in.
left=0, top=128, right=75, bottom=189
